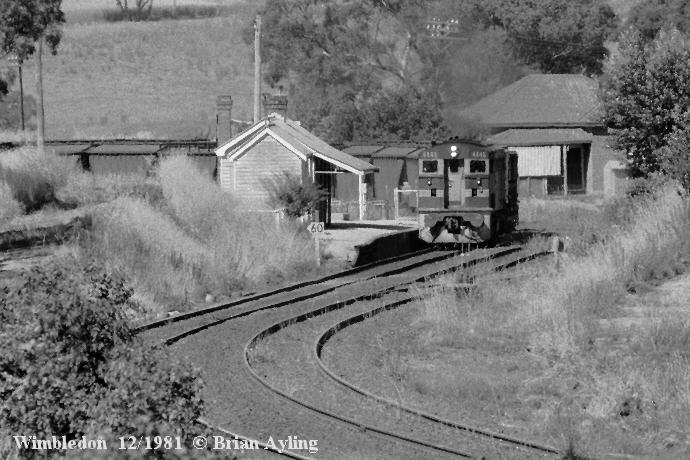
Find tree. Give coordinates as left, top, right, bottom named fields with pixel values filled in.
left=352, top=86, right=448, bottom=141
left=256, top=0, right=456, bottom=143
left=0, top=0, right=64, bottom=62
left=474, top=0, right=618, bottom=75
left=114, top=0, right=154, bottom=21
left=0, top=0, right=64, bottom=112
left=625, top=0, right=690, bottom=42
left=656, top=122, right=690, bottom=190
left=602, top=28, right=690, bottom=176
left=0, top=261, right=207, bottom=458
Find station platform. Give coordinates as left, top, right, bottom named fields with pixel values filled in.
left=321, top=219, right=420, bottom=265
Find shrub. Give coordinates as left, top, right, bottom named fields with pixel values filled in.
left=0, top=147, right=80, bottom=211
left=263, top=171, right=327, bottom=218
left=0, top=261, right=134, bottom=440
left=0, top=260, right=206, bottom=459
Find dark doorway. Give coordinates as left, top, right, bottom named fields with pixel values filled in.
left=566, top=145, right=588, bottom=193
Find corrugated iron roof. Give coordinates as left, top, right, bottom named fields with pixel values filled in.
left=458, top=74, right=603, bottom=128
left=45, top=143, right=93, bottom=155
left=488, top=128, right=594, bottom=146
left=86, top=144, right=165, bottom=155
left=342, top=145, right=384, bottom=156
left=373, top=146, right=419, bottom=159
left=216, top=115, right=378, bottom=175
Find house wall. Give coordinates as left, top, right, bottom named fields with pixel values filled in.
left=231, top=136, right=303, bottom=210
left=89, top=155, right=151, bottom=175
left=589, top=134, right=621, bottom=193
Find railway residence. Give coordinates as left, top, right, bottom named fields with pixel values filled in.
left=458, top=74, right=629, bottom=197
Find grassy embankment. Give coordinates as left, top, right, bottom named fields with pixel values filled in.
left=1, top=149, right=318, bottom=317
left=10, top=0, right=260, bottom=140
left=335, top=187, right=690, bottom=459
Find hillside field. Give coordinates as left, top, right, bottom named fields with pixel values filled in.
left=14, top=0, right=260, bottom=139
left=4, top=0, right=640, bottom=140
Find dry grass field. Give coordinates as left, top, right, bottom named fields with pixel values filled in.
left=0, top=148, right=321, bottom=317
left=325, top=185, right=690, bottom=459
left=10, top=0, right=261, bottom=140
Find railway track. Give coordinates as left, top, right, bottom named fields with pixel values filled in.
left=141, top=245, right=558, bottom=459
left=245, top=249, right=558, bottom=459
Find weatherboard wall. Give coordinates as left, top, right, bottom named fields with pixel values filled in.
left=229, top=136, right=303, bottom=210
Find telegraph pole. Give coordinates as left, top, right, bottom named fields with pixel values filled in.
left=18, top=60, right=25, bottom=132
left=8, top=54, right=25, bottom=132
left=36, top=37, right=45, bottom=153
left=253, top=14, right=262, bottom=123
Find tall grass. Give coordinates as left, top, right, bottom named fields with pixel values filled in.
left=414, top=183, right=690, bottom=456
left=88, top=156, right=316, bottom=311
left=0, top=147, right=80, bottom=212
left=158, top=155, right=316, bottom=287
left=88, top=197, right=211, bottom=306
left=0, top=182, right=23, bottom=224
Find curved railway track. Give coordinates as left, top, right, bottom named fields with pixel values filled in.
left=244, top=249, right=558, bottom=459
left=140, top=245, right=559, bottom=459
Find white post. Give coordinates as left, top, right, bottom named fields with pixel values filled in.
left=314, top=232, right=321, bottom=267
left=358, top=174, right=366, bottom=221
left=393, top=187, right=399, bottom=221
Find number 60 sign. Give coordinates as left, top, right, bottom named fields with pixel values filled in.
left=308, top=222, right=324, bottom=233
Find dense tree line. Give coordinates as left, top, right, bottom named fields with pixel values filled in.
left=603, top=27, right=690, bottom=186
left=256, top=0, right=617, bottom=143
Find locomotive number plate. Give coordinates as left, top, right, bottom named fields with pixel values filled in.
left=421, top=150, right=438, bottom=158
left=471, top=151, right=487, bottom=158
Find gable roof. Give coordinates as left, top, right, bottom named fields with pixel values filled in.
left=458, top=74, right=604, bottom=128
left=488, top=128, right=594, bottom=146
left=215, top=114, right=378, bottom=175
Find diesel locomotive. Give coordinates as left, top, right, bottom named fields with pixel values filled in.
left=416, top=140, right=519, bottom=244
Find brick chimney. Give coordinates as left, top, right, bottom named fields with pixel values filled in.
left=216, top=95, right=233, bottom=145
left=262, top=93, right=288, bottom=120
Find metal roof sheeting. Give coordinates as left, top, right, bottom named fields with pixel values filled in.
left=342, top=145, right=384, bottom=156
left=373, top=146, right=419, bottom=158
left=488, top=128, right=594, bottom=146
left=86, top=144, right=164, bottom=155
left=459, top=74, right=603, bottom=128
left=45, top=144, right=92, bottom=155
left=217, top=115, right=378, bottom=175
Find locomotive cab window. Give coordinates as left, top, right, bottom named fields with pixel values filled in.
left=421, top=160, right=439, bottom=174
left=448, top=159, right=463, bottom=173
left=469, top=160, right=487, bottom=173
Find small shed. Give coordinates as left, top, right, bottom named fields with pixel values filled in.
left=214, top=114, right=378, bottom=223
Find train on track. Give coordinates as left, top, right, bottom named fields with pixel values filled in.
left=416, top=139, right=519, bottom=244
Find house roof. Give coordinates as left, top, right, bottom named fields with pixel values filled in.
left=215, top=114, right=378, bottom=175
left=86, top=143, right=165, bottom=155
left=488, top=128, right=594, bottom=146
left=458, top=74, right=604, bottom=128
left=342, top=145, right=384, bottom=156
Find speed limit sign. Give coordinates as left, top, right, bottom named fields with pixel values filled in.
left=308, top=222, right=325, bottom=233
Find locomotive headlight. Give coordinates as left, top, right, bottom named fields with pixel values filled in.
left=477, top=179, right=482, bottom=186
left=450, top=145, right=458, bottom=158
left=427, top=179, right=432, bottom=186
